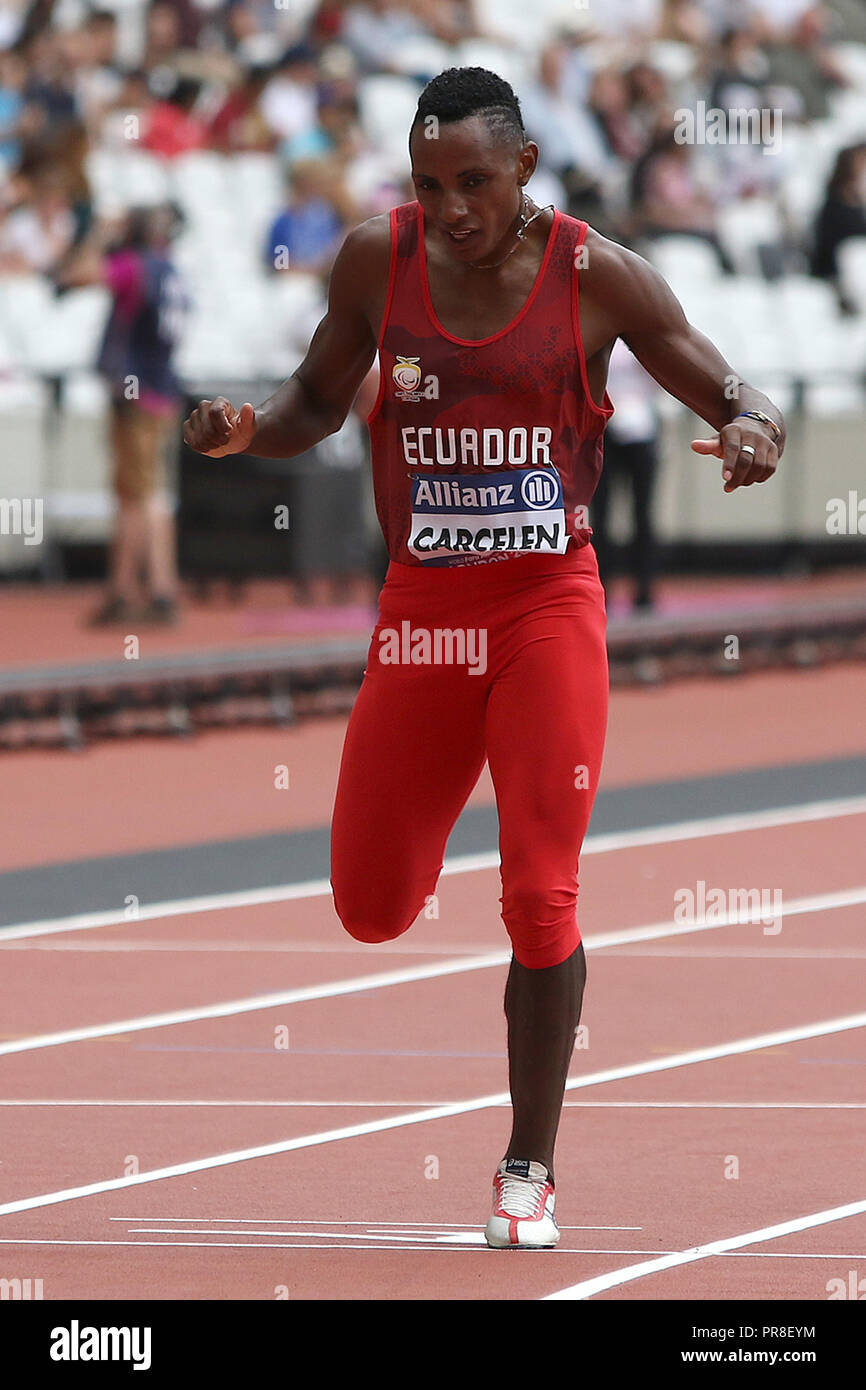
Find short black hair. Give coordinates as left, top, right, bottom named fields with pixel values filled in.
left=411, top=67, right=525, bottom=149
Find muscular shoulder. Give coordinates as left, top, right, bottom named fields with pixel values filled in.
left=328, top=212, right=393, bottom=333
left=339, top=212, right=392, bottom=265
left=332, top=214, right=392, bottom=292
left=579, top=226, right=684, bottom=340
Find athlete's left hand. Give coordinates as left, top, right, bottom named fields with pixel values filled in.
left=690, top=423, right=779, bottom=493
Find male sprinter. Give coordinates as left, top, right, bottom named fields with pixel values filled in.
left=183, top=68, right=784, bottom=1248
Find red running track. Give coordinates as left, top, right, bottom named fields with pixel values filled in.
left=1, top=667, right=866, bottom=1300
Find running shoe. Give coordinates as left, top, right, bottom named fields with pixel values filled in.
left=484, top=1158, right=559, bottom=1248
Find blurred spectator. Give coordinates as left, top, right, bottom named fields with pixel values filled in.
left=569, top=0, right=662, bottom=40
left=811, top=143, right=866, bottom=310
left=0, top=0, right=28, bottom=50
left=521, top=42, right=612, bottom=216
left=589, top=69, right=646, bottom=164
left=59, top=205, right=189, bottom=626
left=142, top=78, right=208, bottom=159
left=260, top=43, right=320, bottom=147
left=265, top=159, right=349, bottom=275
left=21, top=27, right=77, bottom=132
left=658, top=0, right=712, bottom=45
left=631, top=125, right=733, bottom=270
left=625, top=62, right=671, bottom=142
left=827, top=0, right=866, bottom=44
left=291, top=405, right=378, bottom=607
left=1, top=0, right=866, bottom=621
left=340, top=0, right=431, bottom=73
left=316, top=89, right=365, bottom=161
left=208, top=64, right=276, bottom=152
left=591, top=339, right=662, bottom=613
left=764, top=3, right=848, bottom=120
left=748, top=0, right=818, bottom=41
left=709, top=26, right=768, bottom=113
left=0, top=46, right=27, bottom=172
left=223, top=0, right=306, bottom=64
left=0, top=165, right=76, bottom=273
left=143, top=1, right=185, bottom=76
left=96, top=69, right=154, bottom=151
left=708, top=29, right=789, bottom=200
left=72, top=8, right=123, bottom=136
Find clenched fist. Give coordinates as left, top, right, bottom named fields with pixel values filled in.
left=182, top=397, right=257, bottom=457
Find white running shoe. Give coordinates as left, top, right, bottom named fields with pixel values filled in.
left=485, top=1158, right=560, bottom=1248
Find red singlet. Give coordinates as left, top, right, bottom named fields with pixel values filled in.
left=330, top=202, right=612, bottom=969
left=366, top=200, right=612, bottom=567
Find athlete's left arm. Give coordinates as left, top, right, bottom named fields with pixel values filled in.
left=584, top=233, right=785, bottom=493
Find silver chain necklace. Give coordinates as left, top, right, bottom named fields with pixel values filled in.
left=466, top=193, right=555, bottom=270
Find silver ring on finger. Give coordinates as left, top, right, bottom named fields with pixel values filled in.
left=740, top=445, right=756, bottom=457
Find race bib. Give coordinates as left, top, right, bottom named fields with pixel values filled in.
left=407, top=467, right=569, bottom=566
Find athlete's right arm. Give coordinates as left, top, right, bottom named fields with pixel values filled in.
left=182, top=218, right=387, bottom=458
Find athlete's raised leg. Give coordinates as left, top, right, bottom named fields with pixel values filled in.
left=330, top=629, right=488, bottom=946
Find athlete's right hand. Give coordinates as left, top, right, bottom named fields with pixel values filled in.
left=182, top=398, right=256, bottom=457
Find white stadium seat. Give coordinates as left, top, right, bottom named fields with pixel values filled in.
left=772, top=276, right=852, bottom=380
left=358, top=75, right=422, bottom=166
left=648, top=40, right=700, bottom=85
left=0, top=275, right=55, bottom=370
left=830, top=41, right=866, bottom=92
left=453, top=41, right=531, bottom=90
left=34, top=287, right=111, bottom=375
left=643, top=235, right=723, bottom=292
left=825, top=88, right=866, bottom=141
left=387, top=38, right=454, bottom=81
left=716, top=199, right=784, bottom=276
left=168, top=152, right=233, bottom=227
left=85, top=148, right=171, bottom=216
left=228, top=153, right=286, bottom=249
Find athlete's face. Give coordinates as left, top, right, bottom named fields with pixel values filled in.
left=409, top=116, right=538, bottom=264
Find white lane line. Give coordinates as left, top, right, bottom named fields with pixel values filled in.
left=0, top=1099, right=462, bottom=1108
left=562, top=1101, right=866, bottom=1109
left=1, top=1008, right=865, bottom=1221
left=0, top=940, right=500, bottom=956
left=0, top=952, right=506, bottom=1058
left=544, top=1195, right=866, bottom=1300
left=107, top=1218, right=641, bottom=1230
left=0, top=1238, right=649, bottom=1254
left=9, top=940, right=866, bottom=958
left=605, top=948, right=866, bottom=959
left=1, top=1099, right=864, bottom=1110
left=3, top=792, right=865, bottom=943
left=120, top=1225, right=866, bottom=1261
left=2, top=884, right=863, bottom=1060
left=127, top=1225, right=489, bottom=1244
left=2, top=1237, right=866, bottom=1261
left=4, top=890, right=865, bottom=960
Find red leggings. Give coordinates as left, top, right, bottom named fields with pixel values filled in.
left=330, top=544, right=609, bottom=969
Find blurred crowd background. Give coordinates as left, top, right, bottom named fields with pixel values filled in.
left=1, top=0, right=865, bottom=610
